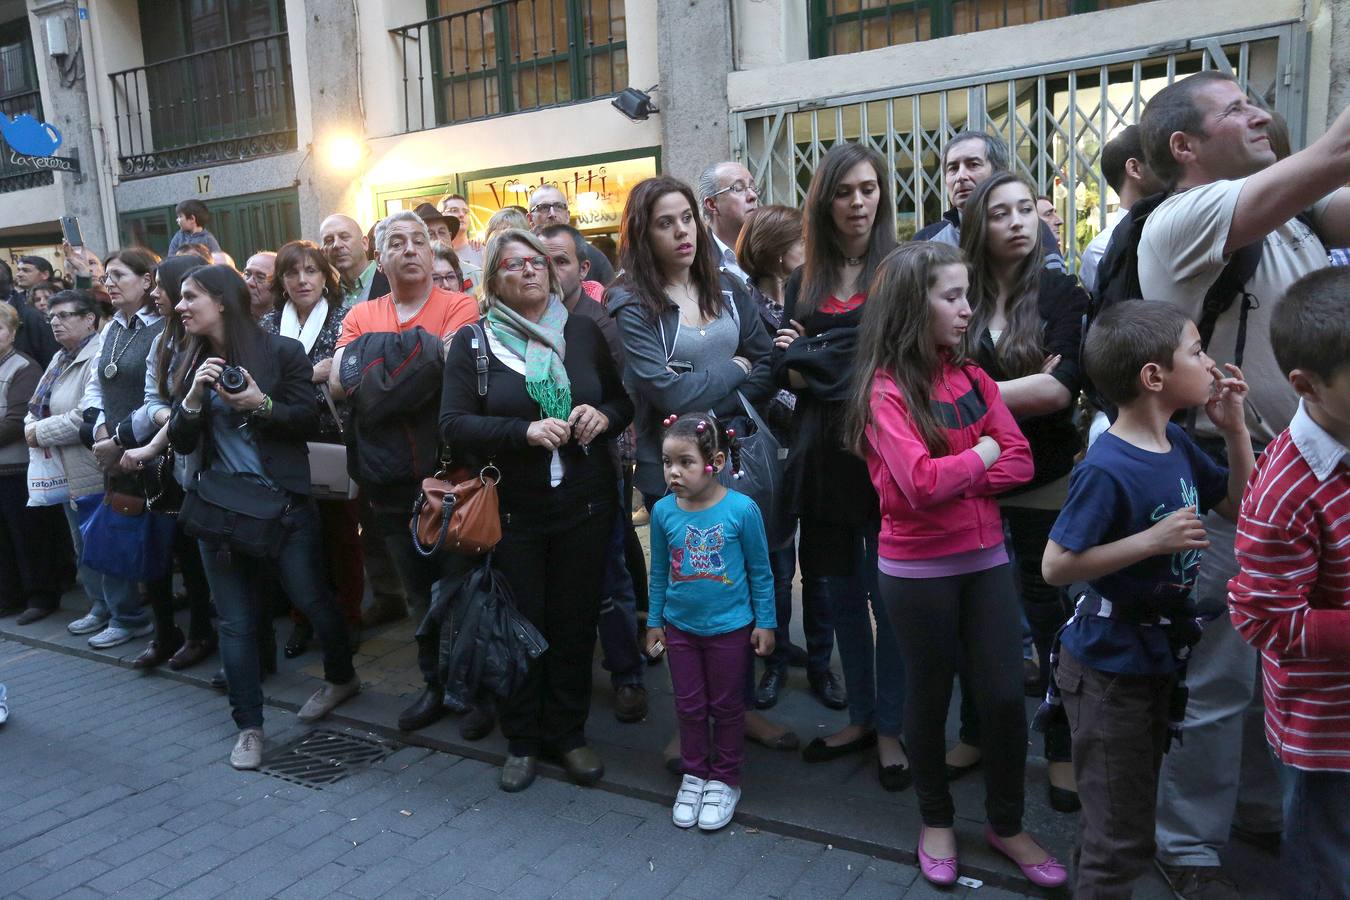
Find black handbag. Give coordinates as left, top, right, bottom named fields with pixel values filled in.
left=177, top=405, right=291, bottom=557
left=143, top=451, right=186, bottom=515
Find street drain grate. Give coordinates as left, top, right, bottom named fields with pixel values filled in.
left=258, top=729, right=398, bottom=788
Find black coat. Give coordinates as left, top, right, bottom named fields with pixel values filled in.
left=971, top=268, right=1087, bottom=495
left=168, top=333, right=318, bottom=496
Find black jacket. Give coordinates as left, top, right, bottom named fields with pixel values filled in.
left=168, top=333, right=318, bottom=496
left=776, top=271, right=876, bottom=528
left=338, top=328, right=445, bottom=487
left=7, top=292, right=58, bottom=368
left=971, top=268, right=1087, bottom=495
left=607, top=274, right=774, bottom=498
left=440, top=314, right=632, bottom=528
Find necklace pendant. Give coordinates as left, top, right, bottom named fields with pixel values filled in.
left=103, top=363, right=118, bottom=379
left=699, top=328, right=707, bottom=336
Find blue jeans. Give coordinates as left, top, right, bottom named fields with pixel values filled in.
left=64, top=500, right=107, bottom=620
left=764, top=542, right=834, bottom=675
left=1278, top=760, right=1349, bottom=899
left=199, top=500, right=354, bottom=730
left=809, top=527, right=904, bottom=737
left=66, top=495, right=148, bottom=629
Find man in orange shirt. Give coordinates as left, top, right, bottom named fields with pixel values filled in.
left=331, top=211, right=477, bottom=630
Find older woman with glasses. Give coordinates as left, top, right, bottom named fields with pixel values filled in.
left=23, top=291, right=105, bottom=625
left=440, top=227, right=632, bottom=793
left=430, top=241, right=465, bottom=295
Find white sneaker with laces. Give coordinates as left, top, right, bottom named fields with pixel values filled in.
left=88, top=622, right=154, bottom=649
left=672, top=774, right=705, bottom=828
left=697, top=780, right=741, bottom=831
left=230, top=727, right=264, bottom=770
left=67, top=613, right=108, bottom=635
left=297, top=676, right=361, bottom=722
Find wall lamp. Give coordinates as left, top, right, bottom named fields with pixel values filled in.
left=612, top=85, right=659, bottom=122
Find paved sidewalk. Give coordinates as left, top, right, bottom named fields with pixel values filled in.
left=0, top=639, right=1041, bottom=900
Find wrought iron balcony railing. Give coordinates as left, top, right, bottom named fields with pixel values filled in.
left=391, top=0, right=627, bottom=133
left=109, top=33, right=297, bottom=178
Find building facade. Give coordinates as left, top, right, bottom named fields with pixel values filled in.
left=1, top=0, right=1346, bottom=275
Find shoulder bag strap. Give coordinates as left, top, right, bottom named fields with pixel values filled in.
left=319, top=383, right=344, bottom=438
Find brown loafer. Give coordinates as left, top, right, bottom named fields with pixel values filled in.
left=562, top=745, right=605, bottom=786
left=131, top=628, right=184, bottom=670
left=168, top=636, right=217, bottom=671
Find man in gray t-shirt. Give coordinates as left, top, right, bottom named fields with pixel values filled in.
left=1136, top=71, right=1350, bottom=897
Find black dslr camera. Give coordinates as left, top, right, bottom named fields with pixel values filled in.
left=218, top=365, right=248, bottom=394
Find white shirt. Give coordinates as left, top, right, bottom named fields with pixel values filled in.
left=80, top=308, right=164, bottom=431
left=1079, top=208, right=1125, bottom=294
left=1290, top=400, right=1350, bottom=482
left=712, top=232, right=749, bottom=287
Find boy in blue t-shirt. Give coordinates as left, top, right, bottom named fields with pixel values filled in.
left=166, top=198, right=222, bottom=257
left=1041, top=302, right=1254, bottom=898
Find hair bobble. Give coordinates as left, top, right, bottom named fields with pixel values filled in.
left=704, top=464, right=715, bottom=474
left=726, top=427, right=736, bottom=438
left=696, top=420, right=708, bottom=434
left=662, top=414, right=678, bottom=428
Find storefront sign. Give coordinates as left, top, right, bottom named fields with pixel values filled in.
left=7, top=149, right=80, bottom=174
left=464, top=154, right=658, bottom=235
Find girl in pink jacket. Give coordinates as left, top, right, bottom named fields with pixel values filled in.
left=844, top=241, right=1065, bottom=890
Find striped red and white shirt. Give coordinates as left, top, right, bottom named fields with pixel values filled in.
left=1229, top=402, right=1350, bottom=772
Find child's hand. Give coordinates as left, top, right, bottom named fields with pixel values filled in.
left=644, top=626, right=666, bottom=658
left=751, top=628, right=775, bottom=657
left=1204, top=364, right=1249, bottom=436
left=1146, top=506, right=1209, bottom=555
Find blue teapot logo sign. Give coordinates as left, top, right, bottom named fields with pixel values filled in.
left=0, top=112, right=63, bottom=157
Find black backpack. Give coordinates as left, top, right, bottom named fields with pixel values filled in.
left=1085, top=192, right=1317, bottom=415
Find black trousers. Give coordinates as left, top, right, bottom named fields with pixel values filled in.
left=880, top=563, right=1027, bottom=835
left=495, top=502, right=613, bottom=757
left=959, top=506, right=1073, bottom=761
left=0, top=473, right=64, bottom=610
left=147, top=520, right=214, bottom=642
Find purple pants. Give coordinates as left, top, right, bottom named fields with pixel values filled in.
left=666, top=623, right=752, bottom=786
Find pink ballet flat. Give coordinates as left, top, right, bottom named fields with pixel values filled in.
left=984, top=824, right=1068, bottom=888
left=916, top=826, right=958, bottom=885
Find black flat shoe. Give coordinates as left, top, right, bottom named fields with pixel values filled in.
left=755, top=668, right=785, bottom=709
left=808, top=670, right=848, bottom=711
left=945, top=757, right=982, bottom=781
left=802, top=730, right=877, bottom=763
left=879, top=760, right=913, bottom=792
left=398, top=683, right=446, bottom=732
left=283, top=622, right=312, bottom=659
left=15, top=607, right=54, bottom=626
left=459, top=704, right=495, bottom=741
left=1049, top=784, right=1081, bottom=813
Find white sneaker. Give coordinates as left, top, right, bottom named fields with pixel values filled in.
left=230, top=727, right=264, bottom=770
left=67, top=613, right=108, bottom=635
left=297, top=676, right=361, bottom=722
left=0, top=683, right=8, bottom=725
left=672, top=774, right=705, bottom=828
left=697, top=780, right=741, bottom=831
left=87, top=622, right=154, bottom=649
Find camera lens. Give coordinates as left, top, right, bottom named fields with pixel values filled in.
left=218, top=365, right=247, bottom=394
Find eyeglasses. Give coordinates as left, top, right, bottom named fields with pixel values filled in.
left=47, top=310, right=89, bottom=323
left=711, top=179, right=759, bottom=199
left=530, top=201, right=569, bottom=215
left=431, top=273, right=460, bottom=287
left=498, top=255, right=548, bottom=273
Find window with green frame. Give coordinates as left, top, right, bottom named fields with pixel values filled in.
left=808, top=0, right=1149, bottom=57
left=424, top=0, right=627, bottom=125
left=119, top=187, right=301, bottom=264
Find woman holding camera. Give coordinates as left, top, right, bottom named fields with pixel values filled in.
left=169, top=265, right=359, bottom=770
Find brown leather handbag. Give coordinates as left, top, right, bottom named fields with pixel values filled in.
left=411, top=463, right=501, bottom=556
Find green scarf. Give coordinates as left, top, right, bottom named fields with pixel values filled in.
left=485, top=295, right=572, bottom=421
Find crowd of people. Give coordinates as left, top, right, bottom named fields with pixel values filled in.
left=0, top=70, right=1347, bottom=898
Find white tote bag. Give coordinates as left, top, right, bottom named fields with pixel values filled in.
left=27, top=446, right=69, bottom=507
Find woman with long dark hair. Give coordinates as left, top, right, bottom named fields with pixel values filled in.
left=775, top=142, right=909, bottom=790
left=951, top=172, right=1087, bottom=811
left=114, top=255, right=217, bottom=670
left=609, top=176, right=798, bottom=757
left=260, top=241, right=363, bottom=659
left=169, top=265, right=359, bottom=770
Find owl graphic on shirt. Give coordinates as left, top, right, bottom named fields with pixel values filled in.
left=669, top=523, right=734, bottom=586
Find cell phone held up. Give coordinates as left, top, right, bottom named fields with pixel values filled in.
left=647, top=639, right=664, bottom=660
left=60, top=215, right=83, bottom=249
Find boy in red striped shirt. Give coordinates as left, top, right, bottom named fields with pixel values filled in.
left=1228, top=266, right=1350, bottom=898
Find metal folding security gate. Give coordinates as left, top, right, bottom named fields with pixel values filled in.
left=732, top=23, right=1305, bottom=270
